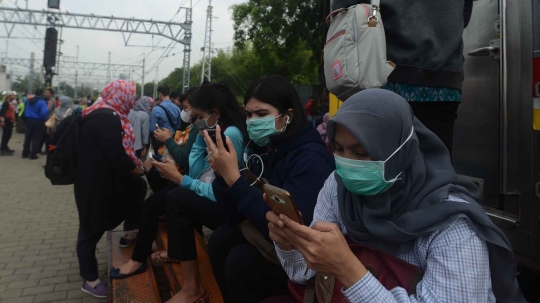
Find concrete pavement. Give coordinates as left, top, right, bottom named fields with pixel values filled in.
left=0, top=131, right=108, bottom=303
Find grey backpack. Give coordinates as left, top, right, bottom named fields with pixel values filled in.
left=324, top=0, right=395, bottom=100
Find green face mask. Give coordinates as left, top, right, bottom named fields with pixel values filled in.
left=334, top=127, right=414, bottom=196
left=247, top=114, right=288, bottom=146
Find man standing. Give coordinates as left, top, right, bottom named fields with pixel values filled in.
left=22, top=89, right=48, bottom=160
left=0, top=91, right=16, bottom=155
left=149, top=85, right=181, bottom=154
left=40, top=88, right=55, bottom=154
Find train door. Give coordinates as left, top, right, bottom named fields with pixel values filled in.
left=454, top=0, right=538, bottom=267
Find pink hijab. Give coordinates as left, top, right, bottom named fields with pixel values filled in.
left=83, top=80, right=142, bottom=166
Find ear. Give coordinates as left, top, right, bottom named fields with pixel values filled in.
left=285, top=109, right=294, bottom=124
left=213, top=108, right=221, bottom=120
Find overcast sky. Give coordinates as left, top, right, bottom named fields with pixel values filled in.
left=0, top=0, right=245, bottom=90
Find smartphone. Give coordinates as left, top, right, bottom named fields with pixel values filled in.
left=155, top=124, right=160, bottom=130
left=263, top=184, right=304, bottom=225
left=148, top=151, right=163, bottom=163
left=206, top=129, right=229, bottom=152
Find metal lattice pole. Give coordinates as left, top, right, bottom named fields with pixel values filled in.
left=200, top=0, right=213, bottom=84
left=182, top=0, right=192, bottom=92
left=142, top=54, right=146, bottom=96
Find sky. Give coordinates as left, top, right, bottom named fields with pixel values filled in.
left=0, top=0, right=245, bottom=90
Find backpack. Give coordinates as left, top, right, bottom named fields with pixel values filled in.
left=45, top=108, right=118, bottom=185
left=324, top=0, right=395, bottom=101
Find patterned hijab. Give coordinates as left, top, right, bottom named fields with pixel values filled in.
left=326, top=89, right=524, bottom=303
left=83, top=80, right=141, bottom=166
left=133, top=96, right=151, bottom=115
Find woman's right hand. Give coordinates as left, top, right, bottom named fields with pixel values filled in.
left=154, top=128, right=173, bottom=143
left=265, top=203, right=295, bottom=251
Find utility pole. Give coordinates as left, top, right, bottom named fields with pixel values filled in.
left=141, top=53, right=145, bottom=96
left=76, top=45, right=79, bottom=61
left=182, top=0, right=192, bottom=92
left=107, top=51, right=111, bottom=82
left=201, top=0, right=213, bottom=84
left=28, top=52, right=34, bottom=94
left=74, top=70, right=78, bottom=99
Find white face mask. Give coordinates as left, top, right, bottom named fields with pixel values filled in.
left=181, top=110, right=192, bottom=123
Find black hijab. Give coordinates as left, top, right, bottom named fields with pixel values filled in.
left=326, top=89, right=524, bottom=302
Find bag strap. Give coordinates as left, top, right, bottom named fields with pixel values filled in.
left=157, top=105, right=175, bottom=130
left=372, top=0, right=380, bottom=7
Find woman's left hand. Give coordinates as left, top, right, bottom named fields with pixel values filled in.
left=203, top=125, right=240, bottom=187
left=278, top=214, right=368, bottom=288
left=152, top=157, right=183, bottom=184
left=154, top=128, right=173, bottom=143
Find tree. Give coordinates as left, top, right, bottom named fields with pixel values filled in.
left=231, top=0, right=326, bottom=82
left=11, top=74, right=43, bottom=95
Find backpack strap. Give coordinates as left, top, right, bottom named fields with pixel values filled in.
left=372, top=0, right=380, bottom=7
left=157, top=105, right=175, bottom=130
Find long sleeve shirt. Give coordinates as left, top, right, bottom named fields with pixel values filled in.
left=180, top=126, right=244, bottom=202
left=149, top=100, right=181, bottom=133
left=163, top=124, right=198, bottom=176
left=128, top=110, right=150, bottom=150
left=277, top=173, right=496, bottom=303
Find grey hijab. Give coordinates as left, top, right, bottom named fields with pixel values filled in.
left=133, top=96, right=151, bottom=115
left=55, top=96, right=73, bottom=120
left=327, top=89, right=524, bottom=303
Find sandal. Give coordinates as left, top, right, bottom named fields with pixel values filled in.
left=150, top=251, right=181, bottom=263
left=191, top=292, right=208, bottom=303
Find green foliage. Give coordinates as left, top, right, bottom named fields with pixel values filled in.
left=11, top=74, right=43, bottom=95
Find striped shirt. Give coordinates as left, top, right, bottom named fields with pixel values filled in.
left=276, top=173, right=496, bottom=302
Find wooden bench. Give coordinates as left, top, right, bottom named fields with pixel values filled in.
left=155, top=222, right=224, bottom=303
left=107, top=230, right=162, bottom=303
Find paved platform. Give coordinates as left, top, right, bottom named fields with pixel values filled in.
left=0, top=131, right=108, bottom=303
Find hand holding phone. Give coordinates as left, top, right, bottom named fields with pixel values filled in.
left=148, top=151, right=164, bottom=163
left=206, top=129, right=229, bottom=152
left=264, top=184, right=304, bottom=225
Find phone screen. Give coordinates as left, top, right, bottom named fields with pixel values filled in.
left=206, top=129, right=229, bottom=152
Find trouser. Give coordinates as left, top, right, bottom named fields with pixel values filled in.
left=22, top=119, right=46, bottom=158
left=131, top=184, right=176, bottom=262
left=146, top=167, right=169, bottom=194
left=165, top=187, right=225, bottom=261
left=16, top=117, right=26, bottom=134
left=208, top=224, right=290, bottom=303
left=408, top=102, right=460, bottom=157
left=1, top=119, right=13, bottom=150
left=76, top=227, right=106, bottom=282
left=40, top=131, right=50, bottom=153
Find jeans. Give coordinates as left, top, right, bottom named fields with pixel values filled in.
left=1, top=119, right=13, bottom=151
left=22, top=119, right=46, bottom=158
left=208, top=224, right=290, bottom=303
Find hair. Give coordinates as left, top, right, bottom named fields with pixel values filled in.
left=157, top=84, right=170, bottom=96
left=180, top=87, right=199, bottom=106
left=170, top=91, right=180, bottom=100
left=46, top=88, right=54, bottom=95
left=191, top=82, right=247, bottom=141
left=35, top=88, right=44, bottom=96
left=244, top=75, right=307, bottom=145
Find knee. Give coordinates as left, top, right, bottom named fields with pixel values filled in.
left=208, top=224, right=239, bottom=258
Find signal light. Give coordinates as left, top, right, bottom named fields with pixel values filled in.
left=43, top=27, right=58, bottom=68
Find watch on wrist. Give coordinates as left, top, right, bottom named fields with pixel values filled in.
left=141, top=166, right=147, bottom=175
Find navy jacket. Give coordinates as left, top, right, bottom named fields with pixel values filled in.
left=24, top=96, right=48, bottom=120
left=213, top=123, right=336, bottom=242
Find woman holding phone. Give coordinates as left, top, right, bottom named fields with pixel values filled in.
left=203, top=76, right=335, bottom=303
left=266, top=89, right=524, bottom=303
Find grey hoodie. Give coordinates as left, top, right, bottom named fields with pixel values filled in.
left=331, top=0, right=473, bottom=91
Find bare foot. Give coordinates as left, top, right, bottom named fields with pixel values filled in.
left=117, top=260, right=143, bottom=274
left=166, top=284, right=206, bottom=303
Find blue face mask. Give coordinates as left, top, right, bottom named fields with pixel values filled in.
left=335, top=127, right=414, bottom=196
left=247, top=114, right=289, bottom=146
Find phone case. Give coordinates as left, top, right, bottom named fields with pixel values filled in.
left=263, top=184, right=304, bottom=225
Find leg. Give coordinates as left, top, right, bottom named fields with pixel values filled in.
left=165, top=187, right=226, bottom=303
left=1, top=119, right=13, bottom=151
left=408, top=102, right=459, bottom=157
left=225, top=244, right=290, bottom=303
left=76, top=226, right=105, bottom=281
left=208, top=224, right=249, bottom=303
left=30, top=121, right=46, bottom=158
left=22, top=120, right=35, bottom=157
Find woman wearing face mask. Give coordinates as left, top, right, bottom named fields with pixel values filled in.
left=113, top=82, right=247, bottom=303
left=202, top=76, right=335, bottom=303
left=266, top=89, right=525, bottom=303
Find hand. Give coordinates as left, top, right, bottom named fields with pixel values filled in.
left=202, top=125, right=240, bottom=187
left=154, top=128, right=173, bottom=143
left=46, top=128, right=52, bottom=135
left=266, top=207, right=294, bottom=251
left=141, top=147, right=147, bottom=158
left=143, top=158, right=152, bottom=172
left=278, top=214, right=368, bottom=288
left=152, top=157, right=183, bottom=184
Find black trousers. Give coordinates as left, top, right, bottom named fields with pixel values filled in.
left=131, top=184, right=176, bottom=262
left=1, top=119, right=13, bottom=151
left=409, top=102, right=459, bottom=157
left=208, top=224, right=290, bottom=303
left=22, top=119, right=46, bottom=158
left=165, top=187, right=225, bottom=261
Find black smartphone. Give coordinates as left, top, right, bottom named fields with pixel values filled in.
left=206, top=129, right=229, bottom=152
left=148, top=151, right=163, bottom=163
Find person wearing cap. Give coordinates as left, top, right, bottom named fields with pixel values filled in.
left=0, top=91, right=17, bottom=155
